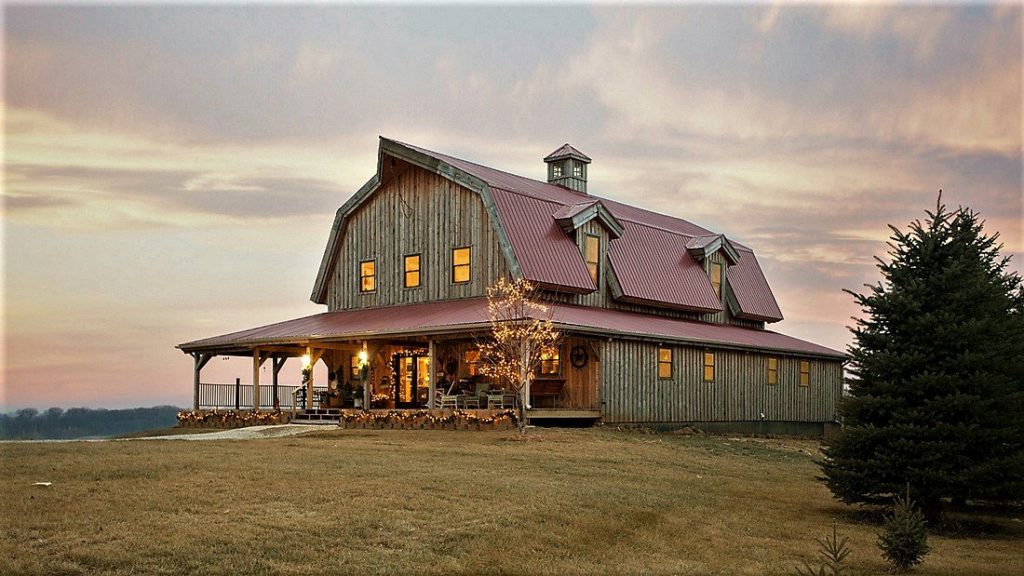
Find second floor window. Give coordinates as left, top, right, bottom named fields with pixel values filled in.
left=452, top=247, right=471, bottom=283
left=710, top=262, right=723, bottom=298
left=585, top=234, right=600, bottom=286
left=800, top=360, right=810, bottom=387
left=359, top=260, right=376, bottom=293
left=539, top=346, right=560, bottom=376
left=404, top=254, right=421, bottom=288
left=767, top=357, right=778, bottom=385
left=703, top=351, right=716, bottom=382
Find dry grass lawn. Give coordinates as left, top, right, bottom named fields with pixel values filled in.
left=1, top=427, right=1020, bottom=575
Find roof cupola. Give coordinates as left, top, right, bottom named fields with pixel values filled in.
left=544, top=143, right=591, bottom=194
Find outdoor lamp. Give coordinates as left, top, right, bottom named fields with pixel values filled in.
left=357, top=350, right=369, bottom=367
left=301, top=354, right=311, bottom=368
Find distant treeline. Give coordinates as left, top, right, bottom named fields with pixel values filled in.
left=0, top=406, right=183, bottom=440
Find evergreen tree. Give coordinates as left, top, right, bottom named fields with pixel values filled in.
left=822, top=195, right=1024, bottom=515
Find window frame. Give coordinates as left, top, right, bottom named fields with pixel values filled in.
left=584, top=234, right=601, bottom=286
left=538, top=344, right=562, bottom=378
left=403, top=253, right=422, bottom=289
left=573, top=163, right=583, bottom=178
left=350, top=355, right=361, bottom=379
left=710, top=261, right=723, bottom=298
left=451, top=246, right=472, bottom=284
left=767, top=357, right=778, bottom=386
left=657, top=347, right=673, bottom=380
left=799, top=360, right=810, bottom=387
left=359, top=259, right=376, bottom=293
left=552, top=165, right=563, bottom=178
left=703, top=351, right=716, bottom=382
left=464, top=349, right=481, bottom=377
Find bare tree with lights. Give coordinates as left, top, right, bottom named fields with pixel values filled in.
left=477, top=277, right=560, bottom=432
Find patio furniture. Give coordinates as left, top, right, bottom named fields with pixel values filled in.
left=461, top=394, right=480, bottom=409
left=486, top=393, right=506, bottom=409
left=438, top=394, right=459, bottom=409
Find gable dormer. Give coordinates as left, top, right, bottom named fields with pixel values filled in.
left=544, top=144, right=591, bottom=193
left=552, top=200, right=624, bottom=239
left=686, top=234, right=741, bottom=301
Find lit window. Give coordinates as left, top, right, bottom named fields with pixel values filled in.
left=350, top=355, right=361, bottom=379
left=658, top=347, right=673, bottom=379
left=710, top=262, right=723, bottom=298
left=800, top=360, right=810, bottom=387
left=465, top=350, right=480, bottom=376
left=585, top=234, right=600, bottom=286
left=404, top=254, right=421, bottom=288
left=552, top=165, right=563, bottom=178
left=539, top=346, right=560, bottom=376
left=768, top=357, right=778, bottom=385
left=573, top=164, right=583, bottom=178
left=452, top=247, right=471, bottom=283
left=359, top=260, right=376, bottom=292
left=703, top=351, right=716, bottom=382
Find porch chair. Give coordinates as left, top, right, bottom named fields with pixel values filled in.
left=461, top=394, right=480, bottom=409
left=486, top=393, right=506, bottom=409
left=437, top=393, right=460, bottom=410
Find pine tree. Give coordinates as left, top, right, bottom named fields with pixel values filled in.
left=821, top=194, right=1024, bottom=516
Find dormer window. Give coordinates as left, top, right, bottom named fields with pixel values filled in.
left=585, top=234, right=600, bottom=286
left=710, top=262, right=723, bottom=298
left=552, top=165, right=563, bottom=178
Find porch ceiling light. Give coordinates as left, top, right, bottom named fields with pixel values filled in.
left=301, top=354, right=311, bottom=368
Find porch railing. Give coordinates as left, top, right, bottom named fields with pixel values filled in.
left=198, top=381, right=327, bottom=410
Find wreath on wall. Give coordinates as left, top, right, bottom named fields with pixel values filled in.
left=570, top=345, right=588, bottom=369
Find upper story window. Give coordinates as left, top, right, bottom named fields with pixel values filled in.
left=573, top=164, right=583, bottom=178
left=359, top=260, right=376, bottom=293
left=703, top=351, right=716, bottom=382
left=452, top=247, right=471, bottom=283
left=539, top=345, right=560, bottom=377
left=658, top=347, right=673, bottom=379
left=710, top=262, right=723, bottom=298
left=767, top=357, right=778, bottom=385
left=585, top=234, right=600, bottom=286
left=552, top=165, right=563, bottom=178
left=404, top=254, right=421, bottom=288
left=800, top=360, right=810, bottom=387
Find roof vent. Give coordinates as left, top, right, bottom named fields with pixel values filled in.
left=544, top=144, right=591, bottom=194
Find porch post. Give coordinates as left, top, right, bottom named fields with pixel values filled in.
left=427, top=339, right=436, bottom=408
left=192, top=352, right=212, bottom=410
left=272, top=356, right=286, bottom=411
left=252, top=349, right=261, bottom=410
left=305, top=346, right=315, bottom=411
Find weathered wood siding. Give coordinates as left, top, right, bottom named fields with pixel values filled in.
left=325, top=162, right=511, bottom=311
left=601, top=339, right=842, bottom=423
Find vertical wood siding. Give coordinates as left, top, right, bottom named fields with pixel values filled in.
left=601, top=339, right=842, bottom=423
left=325, top=162, right=511, bottom=311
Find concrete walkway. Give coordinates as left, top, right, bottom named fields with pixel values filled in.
left=131, top=424, right=327, bottom=441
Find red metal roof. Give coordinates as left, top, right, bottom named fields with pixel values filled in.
left=178, top=298, right=842, bottom=358
left=388, top=140, right=783, bottom=321
left=544, top=143, right=592, bottom=162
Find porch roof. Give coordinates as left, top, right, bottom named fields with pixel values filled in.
left=177, top=298, right=845, bottom=359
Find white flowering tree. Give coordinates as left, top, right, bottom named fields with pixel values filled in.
left=477, top=278, right=560, bottom=432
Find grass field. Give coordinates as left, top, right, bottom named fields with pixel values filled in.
left=1, top=427, right=1020, bottom=575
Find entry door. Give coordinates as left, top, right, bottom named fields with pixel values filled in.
left=396, top=355, right=430, bottom=408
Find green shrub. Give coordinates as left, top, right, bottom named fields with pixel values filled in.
left=878, top=492, right=930, bottom=572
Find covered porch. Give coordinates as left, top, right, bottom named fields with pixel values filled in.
left=176, top=299, right=604, bottom=425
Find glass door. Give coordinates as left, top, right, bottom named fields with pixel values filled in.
left=395, top=354, right=430, bottom=408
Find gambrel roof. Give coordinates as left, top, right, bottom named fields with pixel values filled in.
left=311, top=138, right=784, bottom=322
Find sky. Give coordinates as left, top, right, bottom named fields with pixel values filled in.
left=2, top=3, right=1021, bottom=410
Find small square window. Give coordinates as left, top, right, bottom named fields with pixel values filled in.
left=657, top=347, right=673, bottom=379
left=539, top=346, right=561, bottom=376
left=552, top=165, right=563, bottom=178
left=573, top=164, right=583, bottom=178
left=404, top=254, right=421, bottom=288
left=359, top=260, right=376, bottom=293
left=703, top=351, right=716, bottom=382
left=452, top=247, right=471, bottom=283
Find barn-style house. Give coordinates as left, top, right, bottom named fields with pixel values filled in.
left=178, top=138, right=845, bottom=434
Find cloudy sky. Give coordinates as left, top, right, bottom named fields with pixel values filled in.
left=3, top=3, right=1021, bottom=410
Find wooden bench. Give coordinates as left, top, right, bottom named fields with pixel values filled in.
left=530, top=380, right=565, bottom=408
